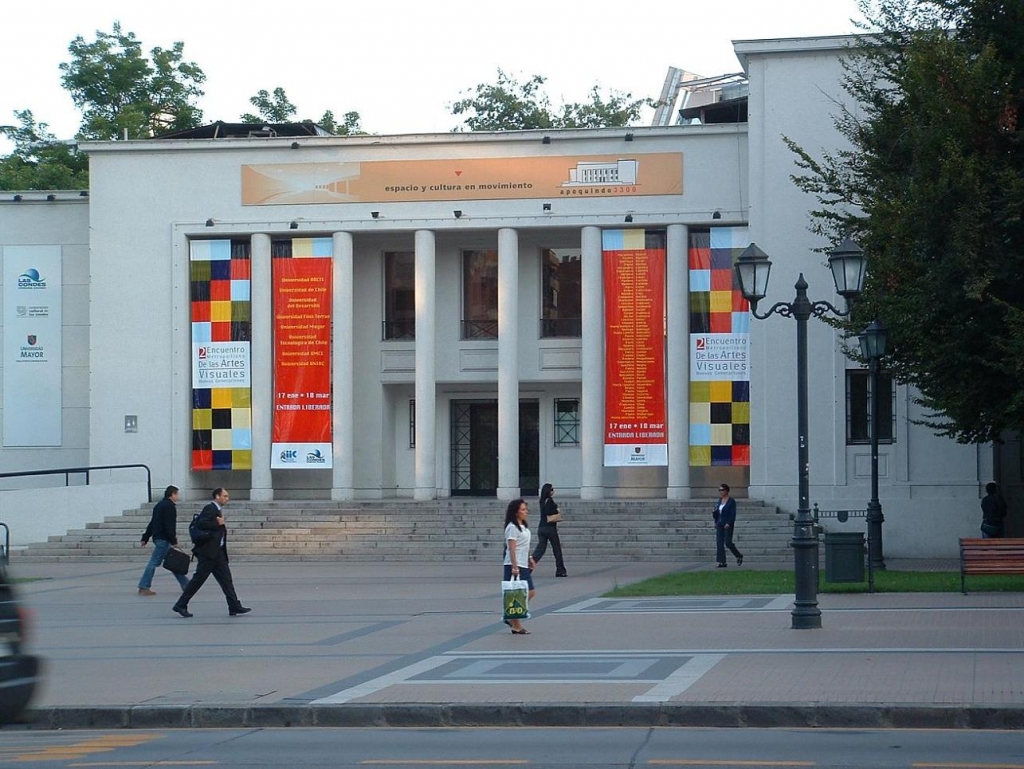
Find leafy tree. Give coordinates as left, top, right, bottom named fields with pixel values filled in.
left=0, top=110, right=88, bottom=190
left=59, top=22, right=206, bottom=139
left=788, top=0, right=1024, bottom=444
left=240, top=87, right=298, bottom=123
left=240, top=87, right=363, bottom=134
left=450, top=69, right=653, bottom=131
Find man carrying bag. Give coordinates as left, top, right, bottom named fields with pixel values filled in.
left=137, top=485, right=190, bottom=596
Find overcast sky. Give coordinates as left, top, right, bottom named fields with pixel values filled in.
left=1, top=0, right=864, bottom=150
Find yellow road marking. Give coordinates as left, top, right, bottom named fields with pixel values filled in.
left=7, top=734, right=163, bottom=763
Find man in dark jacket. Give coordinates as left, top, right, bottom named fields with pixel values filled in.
left=172, top=488, right=251, bottom=618
left=138, top=485, right=190, bottom=596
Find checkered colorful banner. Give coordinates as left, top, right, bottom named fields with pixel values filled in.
left=190, top=239, right=252, bottom=471
left=688, top=227, right=750, bottom=467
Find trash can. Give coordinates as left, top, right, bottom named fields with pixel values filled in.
left=824, top=532, right=865, bottom=583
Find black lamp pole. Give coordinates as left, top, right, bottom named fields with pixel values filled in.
left=859, top=320, right=888, bottom=592
left=736, top=239, right=866, bottom=631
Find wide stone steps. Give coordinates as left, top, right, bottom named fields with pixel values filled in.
left=14, top=499, right=794, bottom=563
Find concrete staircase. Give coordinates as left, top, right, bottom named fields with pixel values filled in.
left=13, top=498, right=794, bottom=564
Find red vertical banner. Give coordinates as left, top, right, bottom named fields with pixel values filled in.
left=271, top=242, right=332, bottom=468
left=603, top=229, right=667, bottom=466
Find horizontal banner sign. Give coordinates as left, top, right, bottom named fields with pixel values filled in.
left=242, top=153, right=683, bottom=205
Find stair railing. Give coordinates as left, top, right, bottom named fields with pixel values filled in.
left=0, top=464, right=152, bottom=502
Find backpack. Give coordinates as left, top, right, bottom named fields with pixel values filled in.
left=188, top=513, right=214, bottom=545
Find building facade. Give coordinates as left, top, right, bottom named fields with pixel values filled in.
left=1, top=35, right=1014, bottom=555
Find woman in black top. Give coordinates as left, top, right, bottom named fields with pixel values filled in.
left=531, top=483, right=567, bottom=577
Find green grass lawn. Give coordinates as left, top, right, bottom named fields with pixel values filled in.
left=605, top=569, right=1023, bottom=597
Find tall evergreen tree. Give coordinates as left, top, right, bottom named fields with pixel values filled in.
left=789, top=0, right=1024, bottom=443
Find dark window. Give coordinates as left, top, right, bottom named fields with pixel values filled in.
left=541, top=248, right=582, bottom=338
left=847, top=370, right=895, bottom=444
left=554, top=399, right=580, bottom=446
left=384, top=252, right=415, bottom=340
left=462, top=250, right=498, bottom=339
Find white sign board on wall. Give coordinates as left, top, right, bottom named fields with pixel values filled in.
left=3, top=245, right=62, bottom=446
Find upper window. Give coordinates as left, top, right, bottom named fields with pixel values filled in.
left=541, top=248, right=582, bottom=338
left=383, top=251, right=415, bottom=340
left=846, top=369, right=895, bottom=444
left=462, top=250, right=498, bottom=339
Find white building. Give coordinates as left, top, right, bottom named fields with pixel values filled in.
left=0, top=35, right=1014, bottom=555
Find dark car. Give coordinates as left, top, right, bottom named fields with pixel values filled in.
left=0, top=569, right=41, bottom=724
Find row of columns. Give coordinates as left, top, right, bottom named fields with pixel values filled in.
left=244, top=222, right=692, bottom=501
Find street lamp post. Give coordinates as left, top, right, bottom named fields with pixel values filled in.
left=735, top=238, right=866, bottom=630
left=858, top=320, right=888, bottom=592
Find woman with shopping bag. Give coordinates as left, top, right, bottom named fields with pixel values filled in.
left=502, top=498, right=535, bottom=635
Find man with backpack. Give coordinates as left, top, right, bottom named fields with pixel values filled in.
left=137, top=485, right=190, bottom=596
left=172, top=488, right=251, bottom=618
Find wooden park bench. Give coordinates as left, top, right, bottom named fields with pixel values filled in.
left=959, top=537, right=1024, bottom=594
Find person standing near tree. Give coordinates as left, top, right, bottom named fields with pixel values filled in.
left=980, top=482, right=1008, bottom=538
left=714, top=483, right=744, bottom=568
left=137, top=485, right=189, bottom=596
left=172, top=488, right=250, bottom=618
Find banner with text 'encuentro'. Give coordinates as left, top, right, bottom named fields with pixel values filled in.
left=272, top=238, right=332, bottom=469
left=190, top=239, right=252, bottom=471
left=603, top=229, right=667, bottom=467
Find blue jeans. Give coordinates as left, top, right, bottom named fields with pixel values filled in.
left=139, top=538, right=190, bottom=590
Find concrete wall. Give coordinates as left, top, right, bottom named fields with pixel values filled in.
left=0, top=481, right=147, bottom=548
left=0, top=196, right=91, bottom=476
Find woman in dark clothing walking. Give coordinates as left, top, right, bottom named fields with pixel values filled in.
left=532, top=483, right=567, bottom=577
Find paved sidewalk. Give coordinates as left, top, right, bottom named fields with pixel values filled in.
left=6, top=558, right=1023, bottom=729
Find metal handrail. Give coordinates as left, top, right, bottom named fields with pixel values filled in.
left=0, top=464, right=152, bottom=503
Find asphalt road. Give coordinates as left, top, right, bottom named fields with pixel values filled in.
left=0, top=727, right=1022, bottom=768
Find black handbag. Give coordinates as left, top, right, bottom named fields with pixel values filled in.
left=161, top=547, right=191, bottom=575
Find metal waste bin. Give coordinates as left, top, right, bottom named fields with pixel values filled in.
left=824, top=531, right=865, bottom=583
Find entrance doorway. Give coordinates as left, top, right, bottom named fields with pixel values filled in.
left=450, top=399, right=539, bottom=496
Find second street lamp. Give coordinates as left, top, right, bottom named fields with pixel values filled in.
left=858, top=319, right=888, bottom=592
left=735, top=237, right=866, bottom=630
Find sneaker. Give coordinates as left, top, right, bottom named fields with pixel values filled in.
left=138, top=588, right=156, bottom=596
left=229, top=607, right=252, bottom=616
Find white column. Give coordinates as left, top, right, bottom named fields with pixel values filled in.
left=250, top=233, right=273, bottom=501
left=497, top=227, right=520, bottom=499
left=580, top=226, right=604, bottom=500
left=414, top=230, right=437, bottom=500
left=331, top=232, right=355, bottom=500
left=666, top=224, right=691, bottom=499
